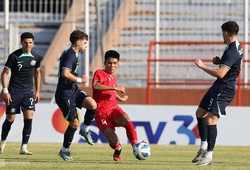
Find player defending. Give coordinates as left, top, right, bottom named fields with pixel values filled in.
left=0, top=32, right=42, bottom=155
left=192, top=21, right=243, bottom=166
left=92, top=50, right=144, bottom=162
left=55, top=30, right=97, bottom=161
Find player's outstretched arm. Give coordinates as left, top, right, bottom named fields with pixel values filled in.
left=194, top=57, right=229, bottom=78
left=92, top=80, right=126, bottom=94
left=116, top=93, right=128, bottom=102
left=62, top=68, right=88, bottom=83
left=92, top=81, right=115, bottom=91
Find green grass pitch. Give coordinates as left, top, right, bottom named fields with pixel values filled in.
left=0, top=143, right=250, bottom=170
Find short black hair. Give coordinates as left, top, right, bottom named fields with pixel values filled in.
left=20, top=32, right=34, bottom=41
left=104, top=50, right=120, bottom=61
left=221, top=21, right=239, bottom=36
left=69, top=30, right=88, bottom=44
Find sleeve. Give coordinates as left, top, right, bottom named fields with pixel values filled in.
left=35, top=61, right=40, bottom=69
left=4, top=53, right=15, bottom=70
left=220, top=50, right=238, bottom=69
left=61, top=53, right=75, bottom=72
left=33, top=52, right=42, bottom=69
left=93, top=69, right=103, bottom=83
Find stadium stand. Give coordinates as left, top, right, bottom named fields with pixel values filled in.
left=113, top=0, right=245, bottom=86
left=0, top=0, right=71, bottom=102
left=0, top=0, right=248, bottom=102
left=41, top=0, right=124, bottom=102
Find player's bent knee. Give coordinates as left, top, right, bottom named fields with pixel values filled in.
left=90, top=102, right=97, bottom=110
left=82, top=97, right=97, bottom=109
left=90, top=98, right=97, bottom=109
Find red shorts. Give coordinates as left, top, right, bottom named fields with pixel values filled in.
left=95, top=106, right=126, bottom=133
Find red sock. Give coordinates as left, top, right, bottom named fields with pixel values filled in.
left=110, top=143, right=121, bottom=150
left=115, top=144, right=121, bottom=150
left=124, top=121, right=138, bottom=146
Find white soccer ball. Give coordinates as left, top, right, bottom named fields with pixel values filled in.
left=133, top=142, right=151, bottom=160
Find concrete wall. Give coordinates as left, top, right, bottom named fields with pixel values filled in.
left=79, top=86, right=250, bottom=106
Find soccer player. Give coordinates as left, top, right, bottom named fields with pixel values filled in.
left=92, top=50, right=143, bottom=162
left=192, top=21, right=243, bottom=166
left=0, top=32, right=42, bottom=155
left=55, top=30, right=97, bottom=161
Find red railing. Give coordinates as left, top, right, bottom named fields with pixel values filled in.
left=147, top=41, right=250, bottom=105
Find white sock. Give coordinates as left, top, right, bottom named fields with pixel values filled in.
left=62, top=146, right=69, bottom=152
left=205, top=151, right=213, bottom=158
left=22, top=144, right=28, bottom=149
left=200, top=141, right=207, bottom=150
left=81, top=124, right=89, bottom=132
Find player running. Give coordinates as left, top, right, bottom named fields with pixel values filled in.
left=55, top=30, right=97, bottom=161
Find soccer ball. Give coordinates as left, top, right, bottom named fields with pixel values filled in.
left=133, top=142, right=151, bottom=160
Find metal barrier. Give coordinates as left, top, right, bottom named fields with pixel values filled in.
left=147, top=41, right=250, bottom=105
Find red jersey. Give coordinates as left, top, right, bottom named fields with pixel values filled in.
left=92, top=69, right=118, bottom=110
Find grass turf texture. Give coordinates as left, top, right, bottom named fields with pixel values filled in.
left=0, top=143, right=249, bottom=170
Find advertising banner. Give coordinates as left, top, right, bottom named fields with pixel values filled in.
left=0, top=103, right=249, bottom=146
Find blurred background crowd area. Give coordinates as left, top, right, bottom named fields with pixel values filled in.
left=0, top=0, right=250, bottom=105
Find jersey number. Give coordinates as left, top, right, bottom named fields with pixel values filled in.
left=18, top=64, right=22, bottom=71
left=30, top=98, right=34, bottom=105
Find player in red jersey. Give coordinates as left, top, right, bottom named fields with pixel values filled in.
left=92, top=50, right=139, bottom=162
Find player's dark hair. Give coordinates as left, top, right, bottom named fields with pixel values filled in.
left=221, top=21, right=239, bottom=36
left=70, top=30, right=88, bottom=44
left=20, top=32, right=34, bottom=42
left=104, top=50, right=120, bottom=61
